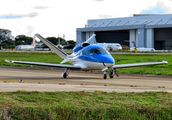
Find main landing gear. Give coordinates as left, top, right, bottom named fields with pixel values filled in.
left=103, top=69, right=119, bottom=79
left=61, top=69, right=69, bottom=78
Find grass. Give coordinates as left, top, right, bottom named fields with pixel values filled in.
left=0, top=52, right=172, bottom=119
left=0, top=52, right=172, bottom=76
left=0, top=91, right=172, bottom=119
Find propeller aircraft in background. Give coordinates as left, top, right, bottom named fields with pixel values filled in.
left=5, top=34, right=168, bottom=79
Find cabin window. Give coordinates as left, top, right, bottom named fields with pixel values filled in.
left=84, top=49, right=88, bottom=55
left=102, top=48, right=110, bottom=54
left=89, top=48, right=103, bottom=55
left=80, top=49, right=83, bottom=56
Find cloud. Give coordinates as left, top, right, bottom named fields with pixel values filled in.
left=140, top=7, right=166, bottom=14
left=25, top=26, right=34, bottom=36
left=93, top=0, right=104, bottom=1
left=0, top=0, right=172, bottom=41
left=0, top=12, right=39, bottom=19
left=0, top=16, right=22, bottom=19
left=140, top=1, right=172, bottom=14
left=156, top=1, right=172, bottom=13
left=99, top=14, right=112, bottom=19
left=34, top=6, right=49, bottom=9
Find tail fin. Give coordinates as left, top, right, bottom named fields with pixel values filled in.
left=32, top=36, right=36, bottom=47
left=84, top=34, right=96, bottom=44
left=35, top=34, right=68, bottom=59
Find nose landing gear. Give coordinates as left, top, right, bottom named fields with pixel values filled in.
left=109, top=71, right=114, bottom=78
left=103, top=72, right=107, bottom=79
left=103, top=69, right=119, bottom=79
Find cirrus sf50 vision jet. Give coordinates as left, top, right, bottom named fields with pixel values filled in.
left=5, top=34, right=168, bottom=79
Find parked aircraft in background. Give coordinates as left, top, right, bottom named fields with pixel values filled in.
left=15, top=37, right=36, bottom=50
left=95, top=43, right=122, bottom=51
left=91, top=37, right=122, bottom=51
left=130, top=41, right=155, bottom=52
left=6, top=34, right=168, bottom=79
left=15, top=45, right=35, bottom=50
left=130, top=47, right=155, bottom=52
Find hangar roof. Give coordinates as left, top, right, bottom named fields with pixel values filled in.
left=77, top=14, right=172, bottom=32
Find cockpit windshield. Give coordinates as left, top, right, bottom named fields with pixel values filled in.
left=102, top=48, right=110, bottom=54
left=89, top=48, right=103, bottom=55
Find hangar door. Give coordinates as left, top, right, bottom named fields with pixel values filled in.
left=154, top=28, right=172, bottom=50
left=95, top=31, right=129, bottom=46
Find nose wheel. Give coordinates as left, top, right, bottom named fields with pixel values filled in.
left=103, top=72, right=107, bottom=79
left=103, top=74, right=107, bottom=79
left=109, top=71, right=114, bottom=78
left=103, top=70, right=117, bottom=79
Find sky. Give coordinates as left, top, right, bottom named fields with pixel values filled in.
left=0, top=0, right=172, bottom=41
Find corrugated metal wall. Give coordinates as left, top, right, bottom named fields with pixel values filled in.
left=154, top=28, right=172, bottom=50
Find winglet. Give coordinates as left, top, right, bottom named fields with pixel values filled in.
left=5, top=59, right=13, bottom=63
left=162, top=61, right=168, bottom=64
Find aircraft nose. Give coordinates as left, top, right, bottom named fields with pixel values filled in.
left=102, top=55, right=114, bottom=64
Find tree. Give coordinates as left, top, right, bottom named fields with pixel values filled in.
left=46, top=37, right=58, bottom=45
left=15, top=35, right=33, bottom=46
left=40, top=37, right=68, bottom=48
left=58, top=37, right=67, bottom=45
left=0, top=29, right=14, bottom=42
left=0, top=29, right=15, bottom=48
left=46, top=37, right=67, bottom=45
left=0, top=39, right=15, bottom=48
left=67, top=40, right=76, bottom=45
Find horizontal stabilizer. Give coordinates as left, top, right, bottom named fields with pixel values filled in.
left=35, top=34, right=68, bottom=59
left=113, top=61, right=168, bottom=69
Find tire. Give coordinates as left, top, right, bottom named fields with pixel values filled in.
left=109, top=72, right=114, bottom=79
left=63, top=72, right=67, bottom=78
left=103, top=74, right=107, bottom=79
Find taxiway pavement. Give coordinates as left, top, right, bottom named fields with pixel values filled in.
left=0, top=67, right=172, bottom=92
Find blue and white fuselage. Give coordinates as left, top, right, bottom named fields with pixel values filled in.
left=68, top=45, right=115, bottom=71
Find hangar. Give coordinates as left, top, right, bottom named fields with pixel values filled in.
left=76, top=14, right=172, bottom=50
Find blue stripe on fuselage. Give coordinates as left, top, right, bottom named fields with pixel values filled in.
left=78, top=54, right=114, bottom=64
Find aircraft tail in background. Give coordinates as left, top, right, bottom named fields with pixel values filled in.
left=32, top=36, right=36, bottom=47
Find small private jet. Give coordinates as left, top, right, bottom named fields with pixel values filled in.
left=5, top=34, right=168, bottom=79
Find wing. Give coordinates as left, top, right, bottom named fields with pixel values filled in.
left=5, top=60, right=81, bottom=70
left=113, top=61, right=168, bottom=69
left=35, top=34, right=68, bottom=59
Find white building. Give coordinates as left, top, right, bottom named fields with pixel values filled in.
left=77, top=14, right=172, bottom=50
